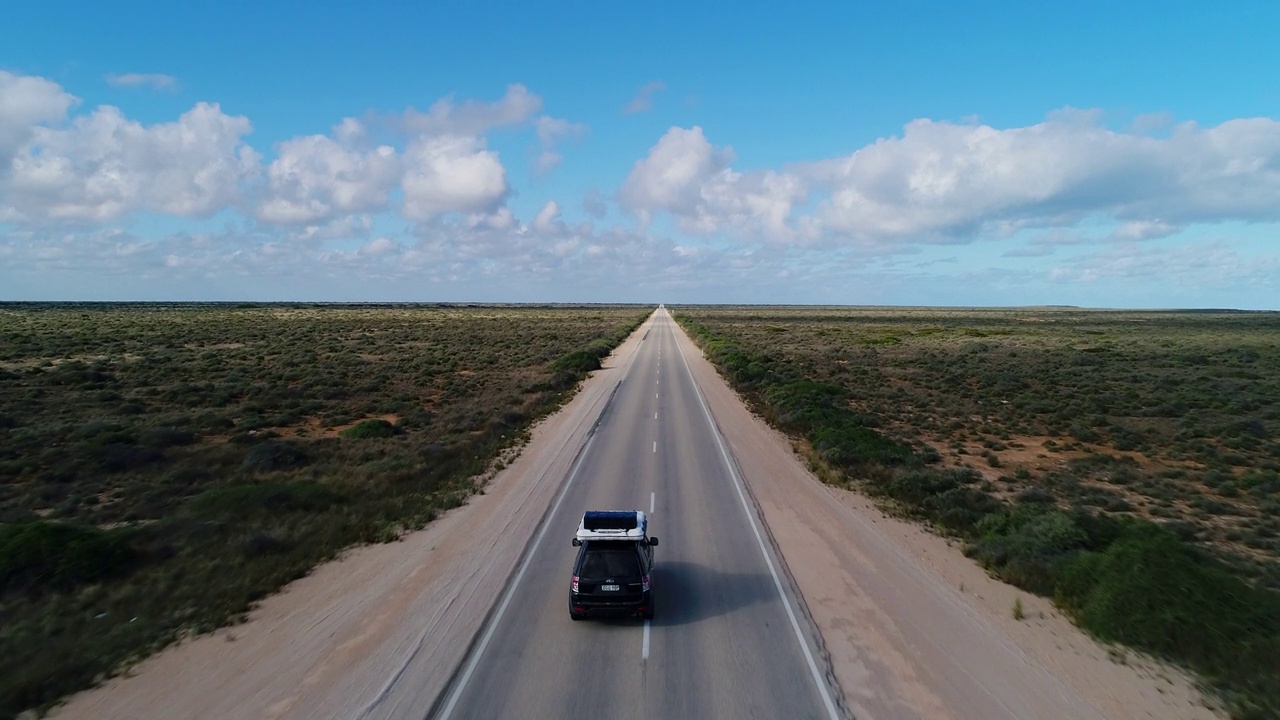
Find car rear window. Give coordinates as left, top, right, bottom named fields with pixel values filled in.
left=580, top=550, right=641, bottom=579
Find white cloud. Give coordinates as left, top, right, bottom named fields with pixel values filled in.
left=620, top=126, right=732, bottom=221
left=624, top=81, right=666, bottom=115
left=532, top=115, right=586, bottom=174
left=619, top=126, right=807, bottom=239
left=614, top=113, right=1280, bottom=261
left=804, top=111, right=1280, bottom=244
left=360, top=236, right=398, bottom=256
left=291, top=214, right=375, bottom=242
left=465, top=207, right=517, bottom=231
left=5, top=102, right=259, bottom=222
left=0, top=70, right=76, bottom=162
left=0, top=73, right=578, bottom=230
left=1048, top=240, right=1280, bottom=295
left=532, top=200, right=561, bottom=232
left=400, top=84, right=541, bottom=136
left=257, top=121, right=399, bottom=224
left=1112, top=220, right=1177, bottom=241
left=401, top=134, right=508, bottom=221
left=105, top=73, right=177, bottom=91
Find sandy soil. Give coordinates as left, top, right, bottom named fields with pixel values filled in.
left=50, top=311, right=1224, bottom=720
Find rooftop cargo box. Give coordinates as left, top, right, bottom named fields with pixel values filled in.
left=574, top=510, right=648, bottom=542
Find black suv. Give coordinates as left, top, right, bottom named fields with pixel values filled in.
left=568, top=511, right=657, bottom=620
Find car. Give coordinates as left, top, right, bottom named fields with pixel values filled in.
left=568, top=510, right=658, bottom=621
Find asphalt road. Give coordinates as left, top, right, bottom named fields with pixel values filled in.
left=432, top=308, right=843, bottom=720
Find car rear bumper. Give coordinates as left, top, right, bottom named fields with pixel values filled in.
left=570, top=590, right=652, bottom=617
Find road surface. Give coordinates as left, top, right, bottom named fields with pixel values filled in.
left=433, top=309, right=843, bottom=719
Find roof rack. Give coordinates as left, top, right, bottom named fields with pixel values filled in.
left=575, top=510, right=648, bottom=541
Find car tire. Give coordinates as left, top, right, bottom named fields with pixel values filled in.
left=642, top=604, right=654, bottom=621
left=569, top=610, right=585, bottom=621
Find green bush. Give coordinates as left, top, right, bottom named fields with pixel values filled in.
left=140, top=427, right=199, bottom=449
left=241, top=441, right=309, bottom=472
left=338, top=419, right=398, bottom=439
left=550, top=350, right=600, bottom=374
left=190, top=481, right=345, bottom=518
left=1056, top=522, right=1280, bottom=718
left=876, top=468, right=1001, bottom=533
left=968, top=508, right=1089, bottom=594
left=0, top=521, right=138, bottom=594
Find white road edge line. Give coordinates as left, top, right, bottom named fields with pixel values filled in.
left=653, top=441, right=657, bottom=454
left=434, top=414, right=605, bottom=720
left=650, top=491, right=655, bottom=513
left=642, top=620, right=651, bottom=660
left=670, top=318, right=844, bottom=720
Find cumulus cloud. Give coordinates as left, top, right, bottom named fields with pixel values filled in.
left=105, top=73, right=177, bottom=91
left=257, top=120, right=399, bottom=224
left=290, top=214, right=375, bottom=242
left=0, top=70, right=76, bottom=162
left=531, top=200, right=561, bottom=232
left=5, top=102, right=259, bottom=222
left=0, top=72, right=581, bottom=228
left=614, top=112, right=1280, bottom=251
left=1112, top=220, right=1177, bottom=241
left=533, top=115, right=586, bottom=174
left=804, top=111, right=1280, bottom=243
left=620, top=126, right=731, bottom=220
left=619, top=126, right=807, bottom=239
left=400, top=84, right=541, bottom=136
left=401, top=135, right=508, bottom=221
left=624, top=81, right=666, bottom=114
left=359, top=236, right=398, bottom=256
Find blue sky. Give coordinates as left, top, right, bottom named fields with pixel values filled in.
left=2, top=1, right=1278, bottom=307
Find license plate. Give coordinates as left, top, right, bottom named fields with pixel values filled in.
left=600, top=584, right=620, bottom=592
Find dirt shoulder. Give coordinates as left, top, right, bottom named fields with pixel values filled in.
left=669, top=317, right=1222, bottom=720
left=49, top=316, right=656, bottom=720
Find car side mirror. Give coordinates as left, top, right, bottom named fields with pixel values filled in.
left=648, top=537, right=658, bottom=546
left=572, top=538, right=581, bottom=546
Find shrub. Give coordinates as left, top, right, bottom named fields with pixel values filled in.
left=968, top=507, right=1089, bottom=594
left=190, top=481, right=345, bottom=518
left=879, top=468, right=1001, bottom=534
left=140, top=427, right=198, bottom=449
left=1056, top=522, right=1280, bottom=716
left=550, top=350, right=600, bottom=374
left=241, top=442, right=309, bottom=473
left=339, top=419, right=398, bottom=439
left=0, top=521, right=138, bottom=594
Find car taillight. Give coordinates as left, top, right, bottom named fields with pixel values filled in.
left=571, top=575, right=580, bottom=592
left=641, top=575, right=650, bottom=592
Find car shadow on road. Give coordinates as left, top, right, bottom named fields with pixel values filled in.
left=648, top=560, right=777, bottom=628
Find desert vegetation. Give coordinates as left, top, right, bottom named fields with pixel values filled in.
left=0, top=302, right=648, bottom=718
left=674, top=306, right=1280, bottom=720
